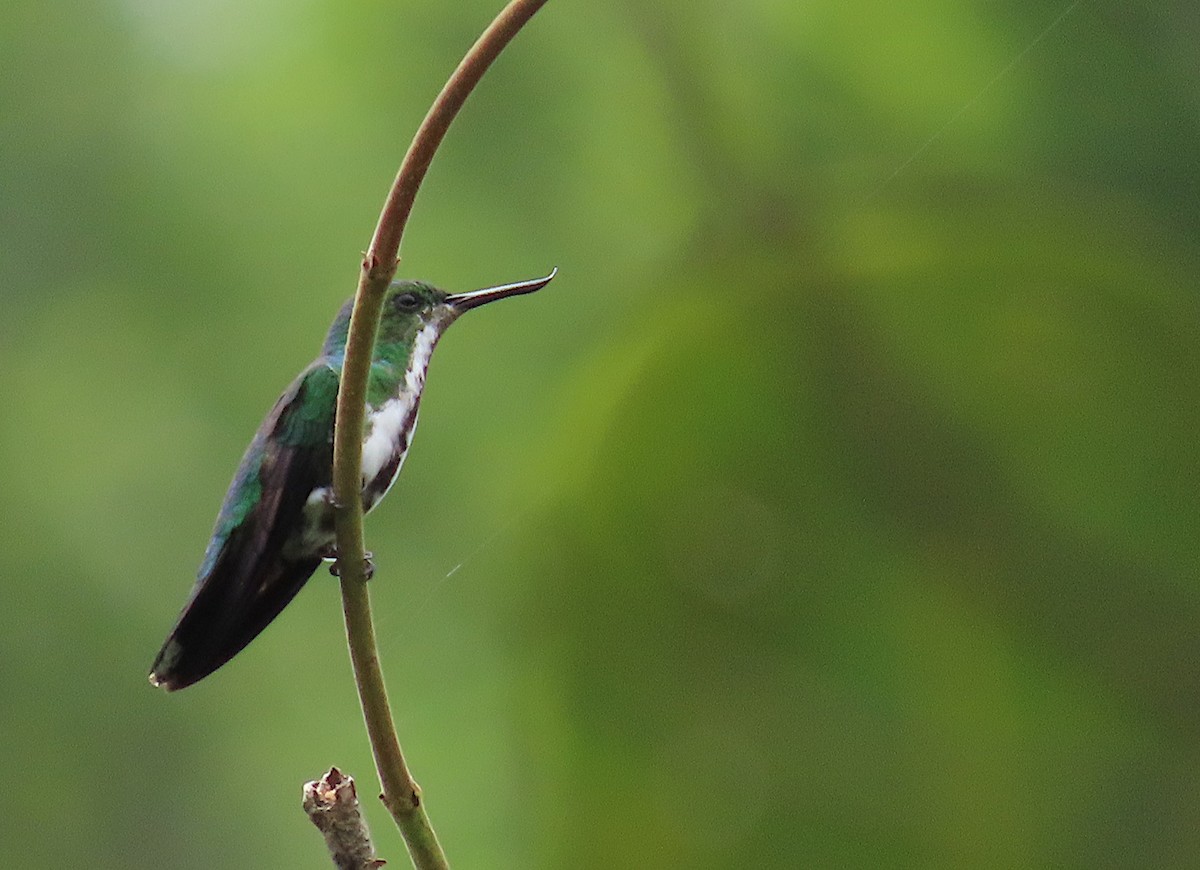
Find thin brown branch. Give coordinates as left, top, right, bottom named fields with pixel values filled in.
left=366, top=0, right=553, bottom=281
left=329, top=2, right=550, bottom=868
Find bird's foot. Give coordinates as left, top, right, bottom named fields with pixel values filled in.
left=328, top=551, right=375, bottom=581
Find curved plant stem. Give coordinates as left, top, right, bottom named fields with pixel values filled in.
left=330, top=1, right=549, bottom=867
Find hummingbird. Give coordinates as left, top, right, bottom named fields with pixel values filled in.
left=150, top=269, right=556, bottom=691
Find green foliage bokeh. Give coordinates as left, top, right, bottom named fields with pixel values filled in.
left=2, top=1, right=1198, bottom=867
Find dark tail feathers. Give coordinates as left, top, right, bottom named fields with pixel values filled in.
left=149, top=556, right=320, bottom=691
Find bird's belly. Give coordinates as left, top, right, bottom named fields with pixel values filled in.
left=281, top=397, right=418, bottom=561
left=363, top=442, right=410, bottom=514
left=361, top=394, right=420, bottom=513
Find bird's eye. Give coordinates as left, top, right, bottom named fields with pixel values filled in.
left=394, top=293, right=421, bottom=311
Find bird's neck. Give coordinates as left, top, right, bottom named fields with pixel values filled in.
left=367, top=321, right=442, bottom=408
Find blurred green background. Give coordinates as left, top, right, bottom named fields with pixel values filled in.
left=2, top=0, right=1198, bottom=866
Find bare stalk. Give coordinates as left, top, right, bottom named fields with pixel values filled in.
left=329, top=2, right=550, bottom=867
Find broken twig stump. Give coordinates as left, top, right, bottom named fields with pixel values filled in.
left=303, top=768, right=385, bottom=869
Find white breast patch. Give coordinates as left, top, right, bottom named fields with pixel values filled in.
left=362, top=396, right=413, bottom=484
left=360, top=322, right=439, bottom=483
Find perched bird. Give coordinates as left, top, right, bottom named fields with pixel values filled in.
left=150, top=270, right=556, bottom=691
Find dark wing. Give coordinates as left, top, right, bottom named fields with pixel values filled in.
left=149, top=362, right=340, bottom=691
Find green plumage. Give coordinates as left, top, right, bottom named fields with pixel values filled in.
left=150, top=270, right=555, bottom=691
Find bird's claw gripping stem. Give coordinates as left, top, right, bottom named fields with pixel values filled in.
left=327, top=551, right=375, bottom=581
